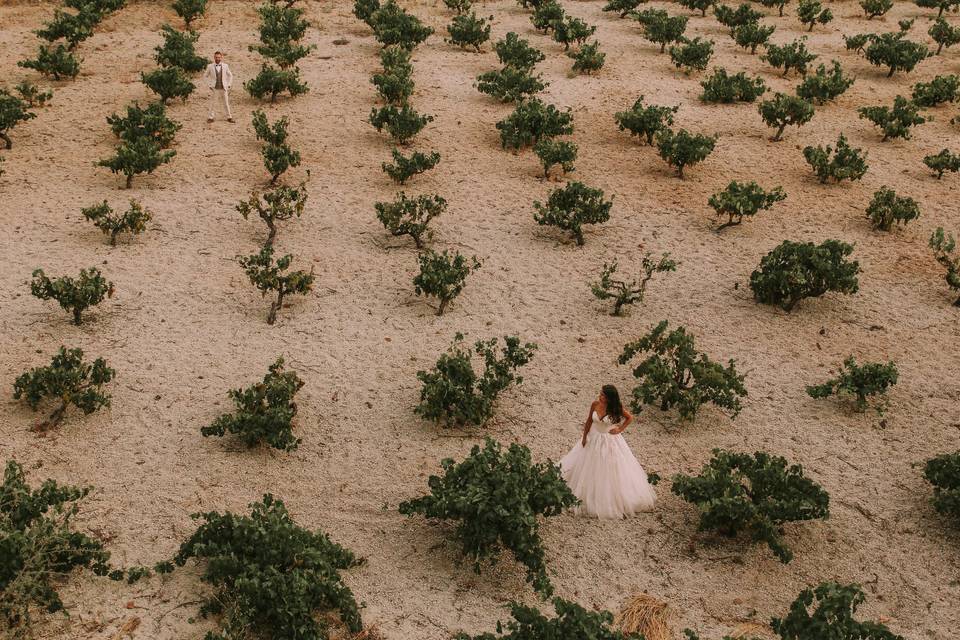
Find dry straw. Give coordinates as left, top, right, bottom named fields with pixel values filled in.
left=615, top=593, right=673, bottom=640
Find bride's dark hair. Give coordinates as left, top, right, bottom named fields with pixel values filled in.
left=601, top=385, right=624, bottom=423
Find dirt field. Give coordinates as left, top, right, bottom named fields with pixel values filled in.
left=1, top=0, right=959, bottom=638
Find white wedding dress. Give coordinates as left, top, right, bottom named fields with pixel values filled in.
left=560, top=411, right=657, bottom=519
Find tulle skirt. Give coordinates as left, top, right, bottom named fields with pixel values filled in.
left=560, top=430, right=657, bottom=519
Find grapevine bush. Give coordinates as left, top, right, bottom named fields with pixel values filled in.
left=929, top=17, right=960, bottom=54
left=858, top=95, right=926, bottom=141
left=81, top=199, right=152, bottom=245
left=762, top=38, right=817, bottom=77
left=533, top=138, right=577, bottom=178
left=803, top=133, right=868, bottom=183
left=861, top=0, right=893, bottom=18
left=398, top=438, right=575, bottom=596
left=923, top=149, right=960, bottom=178
left=237, top=246, right=315, bottom=325
left=30, top=267, right=112, bottom=325
left=415, top=333, right=536, bottom=426
left=252, top=110, right=301, bottom=184
left=495, top=32, right=545, bottom=70
left=714, top=3, right=762, bottom=28
left=14, top=82, right=53, bottom=108
left=0, top=92, right=36, bottom=150
left=454, top=599, right=639, bottom=640
left=107, top=101, right=181, bottom=148
left=413, top=249, right=481, bottom=314
left=97, top=135, right=176, bottom=188
left=496, top=98, right=573, bottom=149
left=614, top=96, right=678, bottom=144
left=638, top=11, right=688, bottom=53
left=446, top=12, right=492, bottom=51
left=759, top=92, right=815, bottom=141
left=806, top=356, right=898, bottom=414
left=569, top=41, right=605, bottom=74
left=772, top=583, right=905, bottom=639
left=173, top=0, right=207, bottom=27
left=591, top=253, right=677, bottom=315
left=154, top=25, right=208, bottom=73
left=708, top=181, right=786, bottom=229
left=533, top=181, right=611, bottom=245
left=672, top=449, right=830, bottom=562
left=201, top=357, right=304, bottom=451
left=911, top=74, right=959, bottom=108
left=669, top=37, right=714, bottom=73
left=924, top=451, right=960, bottom=523
left=862, top=32, right=929, bottom=77
left=732, top=21, right=775, bottom=54
left=141, top=66, right=195, bottom=104
left=13, top=346, right=115, bottom=429
left=375, top=192, right=446, bottom=248
left=929, top=227, right=960, bottom=305
left=700, top=68, right=766, bottom=102
left=865, top=186, right=920, bottom=230
left=750, top=240, right=860, bottom=312
left=370, top=0, right=434, bottom=50
left=656, top=128, right=717, bottom=178
left=18, top=45, right=82, bottom=80
left=618, top=320, right=747, bottom=420
left=381, top=148, right=440, bottom=184
left=796, top=61, right=854, bottom=104
left=553, top=17, right=596, bottom=51
left=369, top=103, right=434, bottom=144
left=245, top=64, right=309, bottom=102
left=797, top=0, right=833, bottom=31
left=476, top=67, right=546, bottom=103
left=236, top=182, right=308, bottom=247
left=171, top=494, right=363, bottom=640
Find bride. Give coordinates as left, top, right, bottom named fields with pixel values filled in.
left=560, top=385, right=657, bottom=519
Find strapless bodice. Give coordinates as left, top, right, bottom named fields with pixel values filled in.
left=592, top=411, right=619, bottom=434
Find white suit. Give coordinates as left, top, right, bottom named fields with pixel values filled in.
left=203, top=62, right=234, bottom=121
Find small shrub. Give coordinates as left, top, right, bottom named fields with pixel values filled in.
left=172, top=0, right=207, bottom=27
left=714, top=3, right=763, bottom=29
left=252, top=110, right=301, bottom=183
left=398, top=438, right=573, bottom=596
left=171, top=495, right=362, bottom=639
left=201, top=358, right=304, bottom=450
left=797, top=0, right=833, bottom=31
left=807, top=356, right=898, bottom=413
left=14, top=81, right=53, bottom=108
left=413, top=249, right=481, bottom=314
left=252, top=39, right=314, bottom=71
left=18, top=44, right=82, bottom=80
left=236, top=182, right=307, bottom=247
left=863, top=32, right=929, bottom=77
left=619, top=320, right=746, bottom=419
left=371, top=60, right=413, bottom=104
left=30, top=267, right=112, bottom=325
left=860, top=0, right=893, bottom=18
left=700, top=67, right=766, bottom=102
left=669, top=37, right=714, bottom=73
left=375, top=192, right=445, bottom=248
left=672, top=449, right=829, bottom=562
left=925, top=451, right=960, bottom=522
left=354, top=0, right=380, bottom=25
left=446, top=11, right=492, bottom=51
left=415, top=334, right=536, bottom=426
left=762, top=38, right=817, bottom=77
left=569, top=41, right=605, bottom=74
left=141, top=66, right=195, bottom=104
left=604, top=0, right=644, bottom=18
left=256, top=2, right=310, bottom=44
left=381, top=148, right=440, bottom=184
left=0, top=460, right=116, bottom=633
left=795, top=61, right=854, bottom=104
left=732, top=21, right=775, bottom=54
left=237, top=245, right=315, bottom=324
left=865, top=186, right=919, bottom=230
left=369, top=103, right=434, bottom=144
left=614, top=95, right=678, bottom=144
left=858, top=95, right=926, bottom=141
left=911, top=74, right=959, bottom=107
left=476, top=67, right=546, bottom=103
left=370, top=0, right=434, bottom=49
left=0, top=91, right=36, bottom=150
left=81, top=199, right=152, bottom=245
left=245, top=64, right=309, bottom=102
left=154, top=24, right=208, bottom=73
left=915, top=0, right=960, bottom=17
left=97, top=136, right=176, bottom=188
left=13, top=347, right=115, bottom=429
left=772, top=583, right=905, bottom=639
left=640, top=12, right=688, bottom=53
left=759, top=92, right=815, bottom=141
left=679, top=0, right=716, bottom=16
left=533, top=138, right=577, bottom=177
left=708, top=180, right=786, bottom=229
left=803, top=133, right=868, bottom=183
left=923, top=148, right=960, bottom=178
left=844, top=33, right=871, bottom=53
left=444, top=0, right=473, bottom=13
left=655, top=128, right=717, bottom=178
left=495, top=32, right=545, bottom=70
left=34, top=9, right=96, bottom=50
left=531, top=1, right=564, bottom=32
left=496, top=98, right=573, bottom=149
left=750, top=239, right=860, bottom=312
left=591, top=254, right=677, bottom=315
left=106, top=100, right=181, bottom=148
left=930, top=17, right=960, bottom=54
left=454, top=599, right=636, bottom=640
left=758, top=0, right=790, bottom=16
left=533, top=181, right=611, bottom=245
left=553, top=16, right=596, bottom=51
left=929, top=227, right=960, bottom=305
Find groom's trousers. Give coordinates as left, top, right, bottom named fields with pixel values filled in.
left=208, top=88, right=233, bottom=120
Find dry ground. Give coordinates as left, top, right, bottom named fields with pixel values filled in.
left=1, top=0, right=959, bottom=638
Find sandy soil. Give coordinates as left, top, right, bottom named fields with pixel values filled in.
left=1, top=0, right=959, bottom=638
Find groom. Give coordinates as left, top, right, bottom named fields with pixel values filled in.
left=204, top=51, right=234, bottom=123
